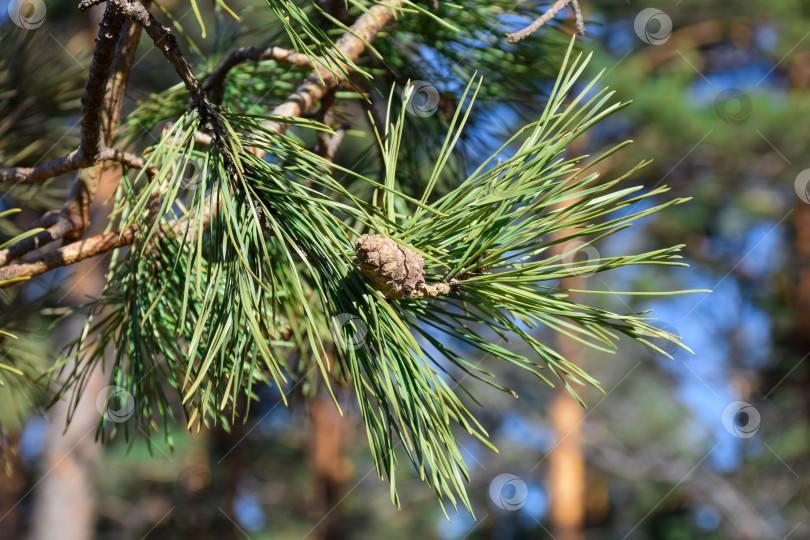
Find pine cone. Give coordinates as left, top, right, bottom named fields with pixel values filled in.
left=354, top=234, right=425, bottom=299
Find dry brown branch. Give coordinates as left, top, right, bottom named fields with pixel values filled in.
left=0, top=151, right=88, bottom=184
left=316, top=126, right=348, bottom=163
left=260, top=0, right=404, bottom=140
left=314, top=88, right=347, bottom=164
left=0, top=217, right=81, bottom=268
left=63, top=0, right=153, bottom=244
left=0, top=200, right=214, bottom=287
left=505, top=0, right=575, bottom=44
left=0, top=149, right=155, bottom=265
left=79, top=4, right=127, bottom=160
left=571, top=0, right=585, bottom=35
left=120, top=1, right=222, bottom=146
left=0, top=226, right=139, bottom=286
left=205, top=46, right=316, bottom=104
left=0, top=148, right=153, bottom=185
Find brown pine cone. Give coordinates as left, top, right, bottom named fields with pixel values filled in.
left=354, top=234, right=425, bottom=300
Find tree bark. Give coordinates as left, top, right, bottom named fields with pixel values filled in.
left=548, top=356, right=586, bottom=540
left=548, top=225, right=586, bottom=540
left=308, top=392, right=354, bottom=540
left=28, top=350, right=104, bottom=540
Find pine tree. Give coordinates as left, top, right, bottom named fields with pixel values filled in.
left=0, top=0, right=696, bottom=511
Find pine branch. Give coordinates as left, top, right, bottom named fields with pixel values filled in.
left=204, top=46, right=315, bottom=105
left=0, top=0, right=698, bottom=515
left=1, top=0, right=404, bottom=281
left=128, top=4, right=219, bottom=137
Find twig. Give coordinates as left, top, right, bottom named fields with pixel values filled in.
left=505, top=0, right=575, bottom=44
left=0, top=226, right=139, bottom=286
left=0, top=150, right=155, bottom=265
left=204, top=46, right=316, bottom=105
left=0, top=147, right=154, bottom=186
left=0, top=218, right=79, bottom=268
left=260, top=0, right=405, bottom=139
left=0, top=151, right=88, bottom=184
left=314, top=88, right=347, bottom=164
left=65, top=0, right=152, bottom=243
left=571, top=0, right=585, bottom=35
left=77, top=0, right=105, bottom=10
left=316, top=126, right=348, bottom=164
left=0, top=200, right=214, bottom=287
left=101, top=4, right=151, bottom=145
left=117, top=0, right=222, bottom=146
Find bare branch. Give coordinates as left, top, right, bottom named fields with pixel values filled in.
left=314, top=88, right=346, bottom=164
left=79, top=3, right=127, bottom=160
left=0, top=218, right=78, bottom=268
left=65, top=1, right=152, bottom=243
left=261, top=0, right=405, bottom=139
left=0, top=149, right=155, bottom=265
left=0, top=148, right=154, bottom=186
left=0, top=226, right=139, bottom=286
left=101, top=5, right=151, bottom=145
left=99, top=148, right=157, bottom=175
left=118, top=1, right=222, bottom=145
left=505, top=0, right=576, bottom=44
left=205, top=46, right=315, bottom=105
left=571, top=0, right=585, bottom=35
left=78, top=0, right=105, bottom=10
left=0, top=151, right=88, bottom=185
left=316, top=126, right=348, bottom=164
left=0, top=200, right=213, bottom=287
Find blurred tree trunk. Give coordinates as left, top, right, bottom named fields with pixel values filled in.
left=210, top=396, right=247, bottom=540
left=308, top=390, right=354, bottom=540
left=794, top=200, right=810, bottom=416
left=28, top=355, right=104, bottom=540
left=29, top=168, right=117, bottom=540
left=547, top=189, right=587, bottom=540
left=548, top=275, right=586, bottom=540
left=791, top=45, right=810, bottom=417
left=0, top=435, right=25, bottom=540
left=28, top=233, right=110, bottom=540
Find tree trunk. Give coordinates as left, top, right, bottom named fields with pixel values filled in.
left=0, top=435, right=26, bottom=540
left=28, top=353, right=104, bottom=540
left=547, top=213, right=587, bottom=540
left=308, top=392, right=354, bottom=540
left=548, top=282, right=586, bottom=540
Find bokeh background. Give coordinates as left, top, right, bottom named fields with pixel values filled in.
left=1, top=0, right=809, bottom=539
